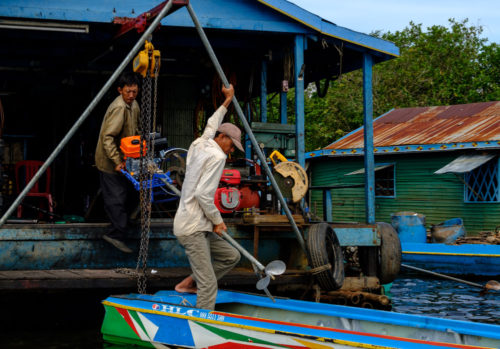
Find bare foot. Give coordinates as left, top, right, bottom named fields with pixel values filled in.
left=175, top=276, right=197, bottom=293
left=175, top=285, right=197, bottom=293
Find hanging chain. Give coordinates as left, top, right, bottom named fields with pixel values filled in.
left=136, top=50, right=159, bottom=294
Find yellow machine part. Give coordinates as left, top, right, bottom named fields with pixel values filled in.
left=269, top=149, right=288, bottom=166
left=274, top=161, right=308, bottom=203
left=133, top=40, right=161, bottom=77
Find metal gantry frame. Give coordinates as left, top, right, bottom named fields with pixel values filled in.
left=0, top=0, right=308, bottom=252
left=0, top=0, right=379, bottom=248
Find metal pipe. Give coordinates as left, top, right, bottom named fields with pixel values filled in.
left=401, top=264, right=485, bottom=289
left=280, top=90, right=287, bottom=124
left=221, top=230, right=266, bottom=271
left=362, top=53, right=375, bottom=224
left=294, top=35, right=306, bottom=168
left=186, top=3, right=307, bottom=252
left=244, top=103, right=252, bottom=159
left=260, top=59, right=267, bottom=123
left=0, top=0, right=175, bottom=227
left=158, top=177, right=181, bottom=197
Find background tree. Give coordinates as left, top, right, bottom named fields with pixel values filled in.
left=296, top=19, right=499, bottom=151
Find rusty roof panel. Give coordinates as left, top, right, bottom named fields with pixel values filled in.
left=325, top=101, right=500, bottom=150
left=379, top=107, right=428, bottom=123
left=435, top=101, right=497, bottom=119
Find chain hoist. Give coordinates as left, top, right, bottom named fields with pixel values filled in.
left=134, top=40, right=160, bottom=294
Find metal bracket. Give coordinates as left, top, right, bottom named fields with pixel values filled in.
left=113, top=0, right=189, bottom=38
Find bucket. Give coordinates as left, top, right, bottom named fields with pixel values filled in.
left=391, top=211, right=427, bottom=243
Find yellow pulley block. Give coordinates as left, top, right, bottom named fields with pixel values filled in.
left=269, top=150, right=308, bottom=203
left=133, top=40, right=161, bottom=77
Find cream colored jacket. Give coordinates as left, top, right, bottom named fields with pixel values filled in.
left=174, top=106, right=227, bottom=236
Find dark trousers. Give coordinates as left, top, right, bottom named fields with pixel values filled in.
left=99, top=170, right=137, bottom=239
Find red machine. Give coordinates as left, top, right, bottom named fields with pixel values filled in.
left=215, top=168, right=261, bottom=214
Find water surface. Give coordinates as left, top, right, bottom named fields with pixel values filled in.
left=2, top=276, right=499, bottom=348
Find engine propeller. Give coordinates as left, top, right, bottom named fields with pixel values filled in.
left=220, top=229, right=286, bottom=301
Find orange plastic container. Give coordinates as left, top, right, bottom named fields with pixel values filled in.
left=120, top=136, right=147, bottom=159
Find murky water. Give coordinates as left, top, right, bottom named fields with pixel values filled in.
left=390, top=277, right=500, bottom=325
left=2, top=276, right=499, bottom=348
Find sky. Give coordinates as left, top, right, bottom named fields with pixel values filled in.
left=287, top=0, right=499, bottom=44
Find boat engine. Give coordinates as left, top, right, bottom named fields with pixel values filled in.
left=215, top=169, right=260, bottom=214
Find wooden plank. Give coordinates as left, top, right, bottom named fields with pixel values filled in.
left=242, top=214, right=305, bottom=225
left=0, top=268, right=310, bottom=291
left=1, top=270, right=55, bottom=280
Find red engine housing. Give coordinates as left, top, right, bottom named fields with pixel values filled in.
left=220, top=169, right=241, bottom=185
left=214, top=169, right=260, bottom=213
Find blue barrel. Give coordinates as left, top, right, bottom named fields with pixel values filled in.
left=391, top=212, right=427, bottom=243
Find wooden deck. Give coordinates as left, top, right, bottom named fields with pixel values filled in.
left=0, top=267, right=310, bottom=291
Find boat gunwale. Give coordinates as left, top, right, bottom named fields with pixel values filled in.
left=102, top=290, right=500, bottom=344
left=102, top=299, right=493, bottom=349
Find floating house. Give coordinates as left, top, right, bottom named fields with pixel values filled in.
left=0, top=0, right=399, bottom=291
left=306, top=101, right=500, bottom=234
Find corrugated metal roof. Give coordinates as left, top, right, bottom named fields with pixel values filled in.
left=434, top=154, right=495, bottom=174
left=325, top=101, right=500, bottom=150
left=345, top=164, right=393, bottom=175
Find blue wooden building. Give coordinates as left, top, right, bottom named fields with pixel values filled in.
left=0, top=0, right=398, bottom=290
left=306, top=101, right=500, bottom=234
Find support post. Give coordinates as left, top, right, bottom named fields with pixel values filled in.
left=245, top=103, right=252, bottom=159
left=0, top=0, right=176, bottom=227
left=323, top=189, right=332, bottom=222
left=187, top=4, right=306, bottom=252
left=280, top=90, right=287, bottom=124
left=363, top=53, right=375, bottom=224
left=294, top=35, right=305, bottom=167
left=260, top=59, right=268, bottom=123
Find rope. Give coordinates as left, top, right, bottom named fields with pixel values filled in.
left=310, top=263, right=332, bottom=275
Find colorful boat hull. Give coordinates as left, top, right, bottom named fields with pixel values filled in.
left=402, top=242, right=500, bottom=277
left=101, top=290, right=500, bottom=348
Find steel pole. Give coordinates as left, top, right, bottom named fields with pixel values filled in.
left=363, top=53, right=375, bottom=224
left=186, top=3, right=307, bottom=252
left=0, top=0, right=175, bottom=227
left=401, top=264, right=485, bottom=289
left=221, top=230, right=266, bottom=271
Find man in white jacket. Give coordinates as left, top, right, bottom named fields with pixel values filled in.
left=174, top=84, right=243, bottom=310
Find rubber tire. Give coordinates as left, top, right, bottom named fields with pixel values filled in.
left=377, top=222, right=401, bottom=284
left=307, top=223, right=345, bottom=291
left=359, top=222, right=401, bottom=284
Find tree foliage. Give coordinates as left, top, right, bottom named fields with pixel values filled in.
left=299, top=19, right=500, bottom=151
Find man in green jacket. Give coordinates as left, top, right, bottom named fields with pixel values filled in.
left=95, top=72, right=140, bottom=253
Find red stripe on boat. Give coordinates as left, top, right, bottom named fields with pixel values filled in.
left=207, top=342, right=303, bottom=349
left=211, top=311, right=484, bottom=349
left=116, top=307, right=140, bottom=338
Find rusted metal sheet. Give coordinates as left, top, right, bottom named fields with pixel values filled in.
left=326, top=101, right=500, bottom=150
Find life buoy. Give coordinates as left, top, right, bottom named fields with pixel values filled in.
left=307, top=223, right=344, bottom=290
left=359, top=222, right=401, bottom=284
